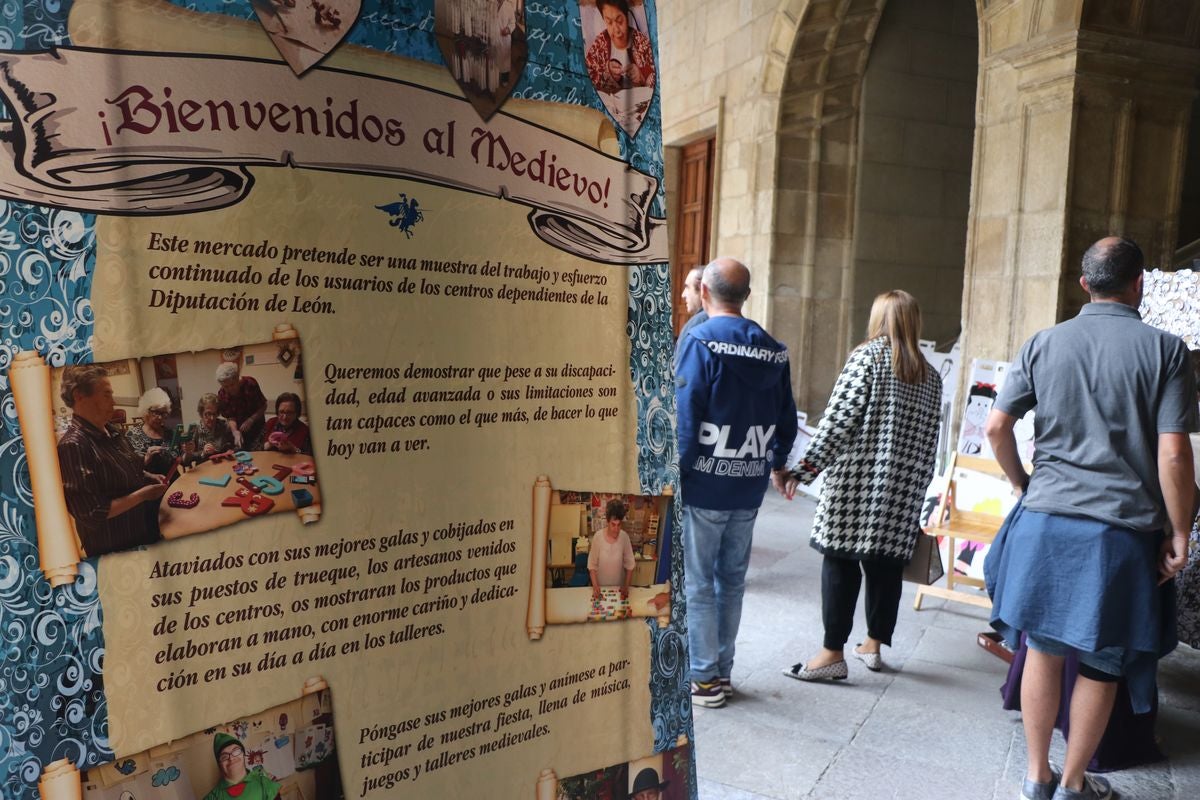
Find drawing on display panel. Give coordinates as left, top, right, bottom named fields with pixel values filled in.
left=9, top=324, right=320, bottom=586
left=38, top=679, right=342, bottom=800
left=251, top=0, right=361, bottom=75
left=579, top=0, right=656, bottom=138
left=526, top=476, right=671, bottom=639
left=434, top=0, right=528, bottom=121
left=535, top=739, right=692, bottom=800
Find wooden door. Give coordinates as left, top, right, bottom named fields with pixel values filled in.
left=672, top=137, right=714, bottom=336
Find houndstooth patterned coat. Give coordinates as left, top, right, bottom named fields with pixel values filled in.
left=792, top=337, right=942, bottom=561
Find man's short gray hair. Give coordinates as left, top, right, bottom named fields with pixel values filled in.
left=703, top=259, right=751, bottom=305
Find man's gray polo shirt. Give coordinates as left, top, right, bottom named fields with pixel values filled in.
left=995, top=302, right=1198, bottom=532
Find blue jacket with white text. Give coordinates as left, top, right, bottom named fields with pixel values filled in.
left=675, top=315, right=798, bottom=510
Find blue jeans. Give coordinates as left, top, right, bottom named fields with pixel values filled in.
left=683, top=505, right=759, bottom=682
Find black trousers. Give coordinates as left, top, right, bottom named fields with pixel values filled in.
left=821, top=553, right=905, bottom=650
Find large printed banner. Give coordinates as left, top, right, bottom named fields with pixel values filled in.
left=0, top=1, right=689, bottom=799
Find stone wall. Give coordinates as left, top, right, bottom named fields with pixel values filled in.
left=852, top=0, right=977, bottom=348
left=658, top=0, right=798, bottom=324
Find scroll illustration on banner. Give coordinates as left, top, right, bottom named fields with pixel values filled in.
left=526, top=476, right=671, bottom=640
left=434, top=0, right=527, bottom=121
left=251, top=0, right=361, bottom=75
left=9, top=323, right=320, bottom=579
left=579, top=0, right=657, bottom=138
left=0, top=47, right=666, bottom=265
left=41, top=678, right=343, bottom=800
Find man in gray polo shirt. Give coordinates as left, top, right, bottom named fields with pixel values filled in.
left=984, top=237, right=1197, bottom=800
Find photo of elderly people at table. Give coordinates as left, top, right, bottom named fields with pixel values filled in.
left=47, top=334, right=318, bottom=556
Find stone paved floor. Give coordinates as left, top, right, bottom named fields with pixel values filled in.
left=693, top=492, right=1200, bottom=800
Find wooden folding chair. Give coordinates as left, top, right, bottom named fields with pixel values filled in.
left=914, top=452, right=1013, bottom=611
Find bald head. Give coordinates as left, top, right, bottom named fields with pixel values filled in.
left=702, top=257, right=751, bottom=313
left=1080, top=236, right=1143, bottom=301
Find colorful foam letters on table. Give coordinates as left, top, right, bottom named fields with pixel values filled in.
left=234, top=450, right=254, bottom=462
left=167, top=491, right=200, bottom=509
left=223, top=486, right=275, bottom=516
left=291, top=461, right=316, bottom=477
left=273, top=464, right=294, bottom=480
left=249, top=476, right=285, bottom=495
left=291, top=489, right=314, bottom=508
left=209, top=450, right=236, bottom=463
left=233, top=463, right=259, bottom=476
left=199, top=474, right=232, bottom=487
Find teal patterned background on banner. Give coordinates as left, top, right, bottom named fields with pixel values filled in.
left=0, top=1, right=687, bottom=797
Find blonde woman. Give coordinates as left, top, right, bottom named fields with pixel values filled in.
left=776, top=290, right=942, bottom=681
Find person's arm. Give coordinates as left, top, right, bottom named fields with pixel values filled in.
left=1158, top=432, right=1196, bottom=583
left=620, top=534, right=635, bottom=599
left=633, top=31, right=656, bottom=86
left=771, top=357, right=800, bottom=498
left=58, top=439, right=114, bottom=525
left=241, top=380, right=268, bottom=433
left=587, top=543, right=601, bottom=598
left=790, top=346, right=873, bottom=485
left=675, top=337, right=710, bottom=477
left=585, top=35, right=612, bottom=91
left=985, top=409, right=1028, bottom=495
left=227, top=417, right=242, bottom=448
left=108, top=483, right=167, bottom=518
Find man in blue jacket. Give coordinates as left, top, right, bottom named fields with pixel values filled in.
left=676, top=257, right=798, bottom=707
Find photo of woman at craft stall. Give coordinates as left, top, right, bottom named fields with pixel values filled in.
left=584, top=0, right=655, bottom=94
left=589, top=498, right=637, bottom=599
left=216, top=361, right=269, bottom=450
left=57, top=365, right=167, bottom=557
left=581, top=0, right=656, bottom=136
left=126, top=387, right=185, bottom=478
left=775, top=290, right=942, bottom=681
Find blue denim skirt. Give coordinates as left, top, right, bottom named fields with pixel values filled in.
left=983, top=501, right=1176, bottom=713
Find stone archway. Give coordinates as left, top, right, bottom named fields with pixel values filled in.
left=764, top=0, right=894, bottom=416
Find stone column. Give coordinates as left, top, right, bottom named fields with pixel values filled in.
left=962, top=0, right=1200, bottom=364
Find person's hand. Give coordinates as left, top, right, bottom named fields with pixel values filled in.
left=619, top=585, right=629, bottom=601
left=202, top=443, right=217, bottom=456
left=607, top=60, right=622, bottom=80
left=771, top=469, right=796, bottom=501
left=1159, top=532, right=1190, bottom=585
left=139, top=482, right=168, bottom=502
left=280, top=440, right=299, bottom=455
left=591, top=586, right=601, bottom=601
left=144, top=445, right=164, bottom=465
left=232, top=430, right=244, bottom=448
